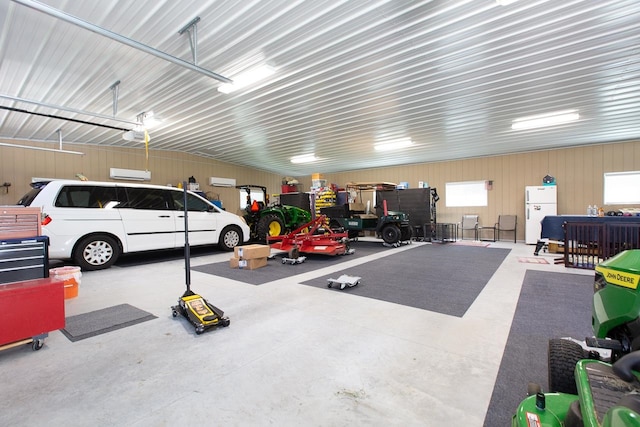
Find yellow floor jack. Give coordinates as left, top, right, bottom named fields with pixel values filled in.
left=171, top=184, right=230, bottom=334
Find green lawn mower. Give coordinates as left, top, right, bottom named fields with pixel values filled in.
left=512, top=352, right=640, bottom=426
left=237, top=185, right=311, bottom=243
left=512, top=249, right=640, bottom=426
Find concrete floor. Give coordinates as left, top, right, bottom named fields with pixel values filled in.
left=0, top=238, right=592, bottom=426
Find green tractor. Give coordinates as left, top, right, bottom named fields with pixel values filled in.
left=513, top=250, right=640, bottom=426
left=237, top=185, right=311, bottom=243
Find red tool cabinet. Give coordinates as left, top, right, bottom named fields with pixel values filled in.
left=0, top=277, right=65, bottom=350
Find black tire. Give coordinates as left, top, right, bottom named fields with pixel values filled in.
left=222, top=318, right=231, bottom=327
left=288, top=247, right=300, bottom=259
left=342, top=238, right=351, bottom=254
left=219, top=226, right=242, bottom=251
left=381, top=224, right=401, bottom=244
left=400, top=226, right=412, bottom=241
left=548, top=338, right=584, bottom=394
left=32, top=340, right=44, bottom=351
left=257, top=214, right=285, bottom=242
left=73, top=234, right=120, bottom=271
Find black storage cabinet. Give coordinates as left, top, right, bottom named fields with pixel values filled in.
left=0, top=236, right=49, bottom=285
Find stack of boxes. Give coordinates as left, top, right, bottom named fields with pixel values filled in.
left=229, top=244, right=271, bottom=270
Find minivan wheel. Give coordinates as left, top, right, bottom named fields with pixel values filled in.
left=74, top=234, right=120, bottom=271
left=219, top=226, right=242, bottom=251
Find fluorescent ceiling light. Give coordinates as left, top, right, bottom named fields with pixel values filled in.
left=218, top=64, right=276, bottom=94
left=290, top=153, right=318, bottom=164
left=511, top=110, right=580, bottom=130
left=374, top=138, right=414, bottom=152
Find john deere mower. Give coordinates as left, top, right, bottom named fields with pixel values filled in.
left=237, top=185, right=311, bottom=243
left=512, top=351, right=640, bottom=427
left=513, top=249, right=640, bottom=426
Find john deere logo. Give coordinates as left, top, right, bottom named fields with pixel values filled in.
left=596, top=266, right=640, bottom=289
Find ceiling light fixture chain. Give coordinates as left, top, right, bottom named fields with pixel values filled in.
left=178, top=17, right=201, bottom=65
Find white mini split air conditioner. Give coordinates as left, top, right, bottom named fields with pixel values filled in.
left=209, top=177, right=236, bottom=187
left=109, top=168, right=151, bottom=181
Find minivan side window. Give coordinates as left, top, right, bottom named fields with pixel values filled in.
left=124, top=188, right=170, bottom=210
left=54, top=185, right=123, bottom=208
left=169, top=191, right=213, bottom=212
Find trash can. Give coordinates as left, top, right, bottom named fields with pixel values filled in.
left=49, top=266, right=82, bottom=299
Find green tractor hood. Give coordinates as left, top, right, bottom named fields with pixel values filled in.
left=593, top=250, right=640, bottom=339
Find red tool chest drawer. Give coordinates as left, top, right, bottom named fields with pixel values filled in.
left=0, top=277, right=65, bottom=346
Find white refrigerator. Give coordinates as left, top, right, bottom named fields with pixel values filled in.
left=525, top=186, right=557, bottom=244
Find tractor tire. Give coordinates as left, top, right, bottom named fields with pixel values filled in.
left=381, top=224, right=401, bottom=244
left=548, top=338, right=584, bottom=394
left=257, top=214, right=285, bottom=242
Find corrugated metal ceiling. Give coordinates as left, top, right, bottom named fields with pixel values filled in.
left=1, top=0, right=639, bottom=175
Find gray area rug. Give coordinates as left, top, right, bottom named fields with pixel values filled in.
left=483, top=270, right=593, bottom=426
left=301, top=244, right=510, bottom=317
left=61, top=303, right=157, bottom=342
left=192, top=240, right=397, bottom=285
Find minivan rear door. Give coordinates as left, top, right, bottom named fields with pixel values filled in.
left=118, top=187, right=176, bottom=251
left=169, top=190, right=218, bottom=247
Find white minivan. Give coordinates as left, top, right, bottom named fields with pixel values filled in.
left=17, top=180, right=250, bottom=270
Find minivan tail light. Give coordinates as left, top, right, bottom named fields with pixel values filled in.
left=42, top=214, right=52, bottom=226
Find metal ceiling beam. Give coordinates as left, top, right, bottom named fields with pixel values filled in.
left=0, top=94, right=138, bottom=126
left=11, top=0, right=232, bottom=83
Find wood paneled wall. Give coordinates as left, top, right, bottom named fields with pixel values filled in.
left=0, top=139, right=282, bottom=217
left=298, top=140, right=640, bottom=242
left=3, top=138, right=640, bottom=242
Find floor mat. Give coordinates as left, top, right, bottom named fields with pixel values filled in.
left=483, top=270, right=593, bottom=426
left=301, top=244, right=510, bottom=317
left=60, top=304, right=158, bottom=342
left=191, top=240, right=397, bottom=285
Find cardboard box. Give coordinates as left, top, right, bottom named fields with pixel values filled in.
left=229, top=256, right=267, bottom=270
left=234, top=244, right=271, bottom=260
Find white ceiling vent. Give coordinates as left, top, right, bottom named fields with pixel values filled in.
left=110, top=168, right=151, bottom=181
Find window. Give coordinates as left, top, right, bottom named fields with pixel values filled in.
left=445, top=181, right=488, bottom=207
left=54, top=185, right=121, bottom=208
left=170, top=191, right=213, bottom=212
left=125, top=188, right=169, bottom=210
left=604, top=171, right=640, bottom=205
left=239, top=189, right=265, bottom=210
